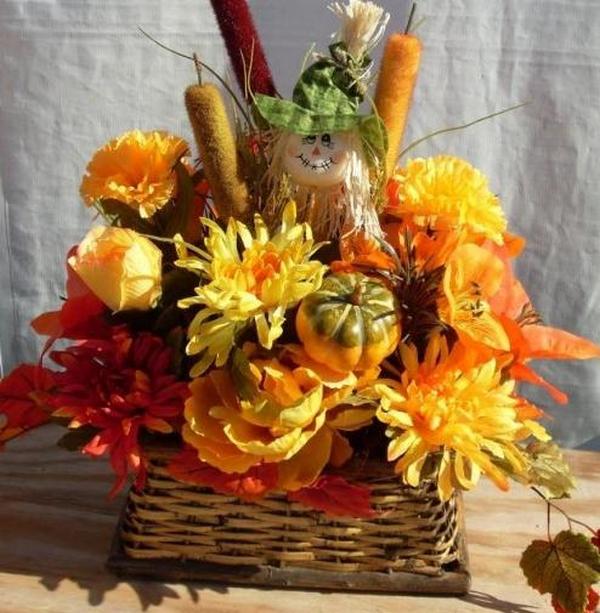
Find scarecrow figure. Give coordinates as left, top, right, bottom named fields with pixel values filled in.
left=253, top=1, right=390, bottom=241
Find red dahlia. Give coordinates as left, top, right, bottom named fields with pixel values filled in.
left=51, top=326, right=188, bottom=496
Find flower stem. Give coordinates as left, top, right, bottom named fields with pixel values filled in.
left=531, top=486, right=595, bottom=535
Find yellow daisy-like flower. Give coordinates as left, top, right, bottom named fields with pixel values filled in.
left=374, top=336, right=549, bottom=500
left=176, top=202, right=328, bottom=376
left=80, top=130, right=189, bottom=218
left=387, top=155, right=507, bottom=244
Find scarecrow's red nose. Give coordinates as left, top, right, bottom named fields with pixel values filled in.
left=312, top=146, right=321, bottom=156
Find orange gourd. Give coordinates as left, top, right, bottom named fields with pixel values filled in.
left=296, top=273, right=401, bottom=373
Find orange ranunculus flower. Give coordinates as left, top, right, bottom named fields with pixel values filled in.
left=183, top=347, right=374, bottom=491
left=80, top=130, right=189, bottom=218
left=69, top=226, right=162, bottom=312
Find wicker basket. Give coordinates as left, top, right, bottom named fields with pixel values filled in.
left=107, top=447, right=470, bottom=594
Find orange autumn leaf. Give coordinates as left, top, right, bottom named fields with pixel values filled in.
left=168, top=446, right=279, bottom=500
left=288, top=474, right=376, bottom=518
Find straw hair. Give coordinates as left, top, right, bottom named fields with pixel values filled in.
left=262, top=130, right=382, bottom=241
left=374, top=33, right=422, bottom=176
left=120, top=447, right=463, bottom=576
left=185, top=83, right=249, bottom=220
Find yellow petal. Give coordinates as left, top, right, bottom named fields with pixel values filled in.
left=277, top=426, right=333, bottom=491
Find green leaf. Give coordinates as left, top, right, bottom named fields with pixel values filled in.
left=57, top=426, right=99, bottom=452
left=164, top=161, right=195, bottom=238
left=164, top=326, right=186, bottom=376
left=360, top=114, right=388, bottom=168
left=526, top=441, right=576, bottom=499
left=230, top=348, right=258, bottom=401
left=520, top=531, right=600, bottom=613
left=96, top=198, right=155, bottom=234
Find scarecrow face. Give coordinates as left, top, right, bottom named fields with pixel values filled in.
left=283, top=132, right=352, bottom=189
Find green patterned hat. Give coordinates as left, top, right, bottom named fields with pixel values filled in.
left=254, top=42, right=387, bottom=165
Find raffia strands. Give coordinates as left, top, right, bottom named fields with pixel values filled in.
left=185, top=83, right=249, bottom=221
left=209, top=0, right=277, bottom=99
left=374, top=33, right=422, bottom=177
left=118, top=448, right=465, bottom=581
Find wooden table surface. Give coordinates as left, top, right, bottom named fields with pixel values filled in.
left=0, top=425, right=598, bottom=613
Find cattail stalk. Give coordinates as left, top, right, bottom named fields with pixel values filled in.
left=209, top=0, right=277, bottom=99
left=185, top=83, right=249, bottom=221
left=374, top=33, right=422, bottom=176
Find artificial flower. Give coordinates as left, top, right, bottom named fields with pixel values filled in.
left=31, top=246, right=109, bottom=348
left=167, top=445, right=279, bottom=500
left=50, top=327, right=188, bottom=496
left=0, top=364, right=55, bottom=447
left=387, top=155, right=507, bottom=244
left=175, top=201, right=327, bottom=376
left=183, top=345, right=369, bottom=491
left=374, top=335, right=549, bottom=500
left=438, top=243, right=510, bottom=351
left=487, top=242, right=600, bottom=403
left=331, top=230, right=396, bottom=273
left=80, top=130, right=189, bottom=218
left=69, top=226, right=162, bottom=312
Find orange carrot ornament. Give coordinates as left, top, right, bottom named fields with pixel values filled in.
left=374, top=32, right=422, bottom=177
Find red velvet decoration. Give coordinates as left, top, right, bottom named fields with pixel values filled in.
left=209, top=0, right=277, bottom=99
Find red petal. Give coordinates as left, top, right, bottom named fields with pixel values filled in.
left=552, top=587, right=599, bottom=613
left=591, top=529, right=600, bottom=551
left=0, top=364, right=55, bottom=446
left=289, top=474, right=377, bottom=518
left=167, top=446, right=278, bottom=500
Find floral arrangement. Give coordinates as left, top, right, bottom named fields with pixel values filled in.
left=1, top=1, right=599, bottom=610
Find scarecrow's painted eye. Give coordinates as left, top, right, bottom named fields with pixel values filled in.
left=302, top=135, right=317, bottom=145
left=321, top=133, right=333, bottom=148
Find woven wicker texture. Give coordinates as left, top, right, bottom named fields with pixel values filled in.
left=120, top=449, right=462, bottom=575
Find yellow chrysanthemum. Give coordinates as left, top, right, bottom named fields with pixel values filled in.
left=387, top=155, right=507, bottom=244
left=80, top=130, right=189, bottom=218
left=176, top=202, right=327, bottom=376
left=183, top=346, right=370, bottom=490
left=374, top=336, right=549, bottom=500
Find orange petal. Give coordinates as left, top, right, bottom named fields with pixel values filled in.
left=277, top=426, right=333, bottom=491
left=521, top=325, right=600, bottom=361
left=510, top=363, right=568, bottom=405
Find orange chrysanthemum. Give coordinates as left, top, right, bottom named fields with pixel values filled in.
left=80, top=130, right=189, bottom=218
left=387, top=155, right=507, bottom=245
left=374, top=336, right=549, bottom=500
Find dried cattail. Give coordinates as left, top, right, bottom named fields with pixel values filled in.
left=209, top=0, right=277, bottom=99
left=185, top=83, right=249, bottom=221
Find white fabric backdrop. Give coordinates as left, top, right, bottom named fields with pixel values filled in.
left=1, top=0, right=599, bottom=449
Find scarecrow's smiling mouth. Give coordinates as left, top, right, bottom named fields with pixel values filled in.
left=296, top=153, right=337, bottom=172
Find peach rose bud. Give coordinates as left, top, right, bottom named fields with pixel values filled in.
left=69, top=226, right=162, bottom=312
